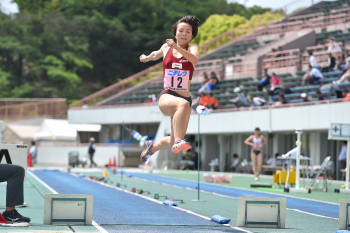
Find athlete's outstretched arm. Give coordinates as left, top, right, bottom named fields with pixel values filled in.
left=166, top=39, right=199, bottom=66
left=139, top=44, right=166, bottom=63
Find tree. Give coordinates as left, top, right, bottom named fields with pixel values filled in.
left=3, top=0, right=271, bottom=101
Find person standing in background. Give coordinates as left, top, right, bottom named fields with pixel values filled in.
left=88, top=137, right=97, bottom=168
left=208, top=72, right=219, bottom=89
left=334, top=51, right=350, bottom=84
left=230, top=87, right=248, bottom=107
left=257, top=69, right=271, bottom=91
left=273, top=93, right=288, bottom=106
left=29, top=141, right=36, bottom=164
left=302, top=65, right=323, bottom=86
left=271, top=73, right=282, bottom=87
left=316, top=90, right=324, bottom=100
left=266, top=153, right=282, bottom=167
left=203, top=71, right=208, bottom=82
left=327, top=37, right=341, bottom=55
left=207, top=93, right=220, bottom=109
left=308, top=51, right=319, bottom=68
left=321, top=52, right=335, bottom=72
left=301, top=93, right=309, bottom=102
left=342, top=89, right=350, bottom=102
left=244, top=127, right=268, bottom=181
left=190, top=151, right=198, bottom=170
left=338, top=141, right=347, bottom=176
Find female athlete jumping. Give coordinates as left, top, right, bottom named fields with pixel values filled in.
left=139, top=15, right=200, bottom=163
left=244, top=127, right=268, bottom=181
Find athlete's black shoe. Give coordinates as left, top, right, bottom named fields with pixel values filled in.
left=2, top=209, right=31, bottom=223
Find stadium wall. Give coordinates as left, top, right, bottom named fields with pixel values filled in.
left=36, top=145, right=143, bottom=166
left=69, top=101, right=349, bottom=178
left=69, top=101, right=350, bottom=133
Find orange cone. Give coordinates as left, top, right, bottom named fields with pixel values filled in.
left=112, top=156, right=117, bottom=167
left=108, top=158, right=112, bottom=167
left=27, top=154, right=33, bottom=168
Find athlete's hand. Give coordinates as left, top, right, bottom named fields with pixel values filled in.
left=166, top=39, right=177, bottom=49
left=139, top=54, right=148, bottom=63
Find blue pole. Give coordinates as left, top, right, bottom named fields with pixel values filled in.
left=121, top=121, right=124, bottom=181
left=197, top=114, right=200, bottom=200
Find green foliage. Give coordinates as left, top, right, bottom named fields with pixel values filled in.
left=290, top=7, right=307, bottom=15
left=0, top=69, right=11, bottom=97
left=192, top=14, right=247, bottom=45
left=195, top=11, right=285, bottom=53
left=0, top=0, right=272, bottom=102
left=14, top=0, right=62, bottom=15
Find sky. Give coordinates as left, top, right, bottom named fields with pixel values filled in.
left=0, top=0, right=335, bottom=15
left=0, top=0, right=18, bottom=14
left=234, top=0, right=334, bottom=14
left=236, top=0, right=288, bottom=9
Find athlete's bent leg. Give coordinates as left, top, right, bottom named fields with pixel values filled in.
left=152, top=117, right=175, bottom=153
left=173, top=102, right=191, bottom=142
left=158, top=94, right=191, bottom=142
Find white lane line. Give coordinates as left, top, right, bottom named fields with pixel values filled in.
left=28, top=170, right=108, bottom=233
left=28, top=170, right=58, bottom=194
left=78, top=173, right=252, bottom=233
left=92, top=220, right=109, bottom=233
left=287, top=208, right=339, bottom=220
left=153, top=174, right=340, bottom=206
left=130, top=175, right=339, bottom=220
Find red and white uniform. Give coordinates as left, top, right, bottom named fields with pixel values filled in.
left=163, top=47, right=194, bottom=92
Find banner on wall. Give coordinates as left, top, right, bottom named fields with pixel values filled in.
left=0, top=144, right=28, bottom=181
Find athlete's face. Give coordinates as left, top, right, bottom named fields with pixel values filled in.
left=175, top=22, right=193, bottom=46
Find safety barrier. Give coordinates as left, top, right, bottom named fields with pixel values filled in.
left=69, top=62, right=162, bottom=108
left=301, top=49, right=343, bottom=70
left=0, top=98, right=67, bottom=121
left=225, top=59, right=257, bottom=80
left=287, top=12, right=324, bottom=22
left=192, top=59, right=224, bottom=83
left=262, top=49, right=301, bottom=75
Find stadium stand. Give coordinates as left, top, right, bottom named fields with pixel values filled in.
left=70, top=0, right=350, bottom=110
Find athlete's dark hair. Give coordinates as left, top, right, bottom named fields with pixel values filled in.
left=255, top=127, right=260, bottom=131
left=173, top=15, right=200, bottom=39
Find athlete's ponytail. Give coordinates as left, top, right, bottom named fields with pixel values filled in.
left=172, top=15, right=200, bottom=39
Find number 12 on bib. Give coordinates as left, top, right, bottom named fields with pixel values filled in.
left=164, top=69, right=189, bottom=91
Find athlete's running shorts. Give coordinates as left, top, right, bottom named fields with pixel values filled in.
left=159, top=90, right=192, bottom=107
left=252, top=150, right=261, bottom=155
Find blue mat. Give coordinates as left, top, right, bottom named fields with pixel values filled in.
left=32, top=170, right=230, bottom=229
left=125, top=172, right=339, bottom=219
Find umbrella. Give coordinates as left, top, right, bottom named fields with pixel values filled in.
left=125, top=126, right=147, bottom=146
left=198, top=84, right=211, bottom=94
left=320, top=83, right=340, bottom=92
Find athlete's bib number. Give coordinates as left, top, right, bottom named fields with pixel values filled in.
left=164, top=69, right=189, bottom=91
